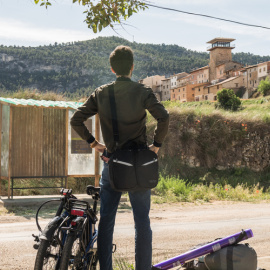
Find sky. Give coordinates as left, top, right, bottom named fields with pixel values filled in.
left=0, top=0, right=270, bottom=56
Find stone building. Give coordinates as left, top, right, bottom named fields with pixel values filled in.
left=207, top=37, right=235, bottom=82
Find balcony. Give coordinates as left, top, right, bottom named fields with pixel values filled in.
left=207, top=43, right=235, bottom=51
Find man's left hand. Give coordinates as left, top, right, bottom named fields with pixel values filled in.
left=93, top=142, right=106, bottom=153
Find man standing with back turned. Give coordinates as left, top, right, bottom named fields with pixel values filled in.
left=70, top=45, right=169, bottom=270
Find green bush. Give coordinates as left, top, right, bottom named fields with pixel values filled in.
left=216, top=88, right=241, bottom=111
left=258, top=77, right=270, bottom=96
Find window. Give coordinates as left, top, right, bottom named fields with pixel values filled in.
left=235, top=83, right=239, bottom=87
left=183, top=88, right=185, bottom=91
left=167, top=85, right=168, bottom=89
left=255, top=80, right=257, bottom=84
left=192, top=94, right=194, bottom=97
left=163, top=86, right=165, bottom=89
left=250, top=74, right=251, bottom=78
left=214, top=96, right=217, bottom=101
left=250, top=81, right=252, bottom=84
left=199, top=88, right=201, bottom=92
left=263, top=67, right=266, bottom=71
left=178, top=89, right=180, bottom=92
left=217, top=85, right=220, bottom=89
left=183, top=94, right=185, bottom=98
left=259, top=69, right=262, bottom=73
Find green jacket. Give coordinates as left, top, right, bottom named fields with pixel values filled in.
left=70, top=77, right=169, bottom=153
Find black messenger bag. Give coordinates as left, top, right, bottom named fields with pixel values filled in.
left=107, top=84, right=159, bottom=192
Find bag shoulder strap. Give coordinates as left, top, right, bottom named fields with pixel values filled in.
left=108, top=84, right=119, bottom=145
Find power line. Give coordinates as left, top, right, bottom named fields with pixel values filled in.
left=147, top=3, right=270, bottom=30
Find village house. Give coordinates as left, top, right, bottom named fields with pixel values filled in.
left=138, top=75, right=165, bottom=101
left=204, top=76, right=244, bottom=101
left=171, top=75, right=189, bottom=102
left=244, top=65, right=259, bottom=91
left=257, top=61, right=270, bottom=82
left=170, top=72, right=189, bottom=89
left=189, top=66, right=209, bottom=84
left=161, top=78, right=171, bottom=101
left=216, top=61, right=243, bottom=81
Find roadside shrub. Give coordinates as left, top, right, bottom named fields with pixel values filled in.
left=258, top=77, right=270, bottom=96
left=216, top=88, right=241, bottom=111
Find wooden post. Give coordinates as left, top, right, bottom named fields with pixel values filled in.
left=94, top=114, right=100, bottom=187
left=65, top=109, right=69, bottom=188
left=8, top=106, right=13, bottom=199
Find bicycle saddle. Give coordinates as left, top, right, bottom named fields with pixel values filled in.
left=86, top=185, right=101, bottom=195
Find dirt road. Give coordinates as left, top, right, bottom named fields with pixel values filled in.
left=0, top=201, right=269, bottom=269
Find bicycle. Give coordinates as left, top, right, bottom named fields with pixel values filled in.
left=33, top=185, right=100, bottom=270
left=59, top=185, right=100, bottom=270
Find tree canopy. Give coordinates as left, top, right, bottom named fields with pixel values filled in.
left=34, top=0, right=148, bottom=33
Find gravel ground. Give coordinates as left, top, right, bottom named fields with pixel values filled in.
left=0, top=201, right=269, bottom=269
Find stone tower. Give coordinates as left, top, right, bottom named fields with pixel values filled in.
left=207, top=37, right=235, bottom=82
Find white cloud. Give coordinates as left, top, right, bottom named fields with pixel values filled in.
left=169, top=13, right=270, bottom=40
left=0, top=18, right=94, bottom=45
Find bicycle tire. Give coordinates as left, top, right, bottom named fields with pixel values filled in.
left=34, top=239, right=61, bottom=270
left=60, top=233, right=98, bottom=270
left=59, top=233, right=82, bottom=270
left=87, top=251, right=98, bottom=270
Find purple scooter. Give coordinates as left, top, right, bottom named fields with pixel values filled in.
left=152, top=229, right=253, bottom=269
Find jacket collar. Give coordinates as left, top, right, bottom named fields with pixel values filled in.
left=116, top=77, right=132, bottom=82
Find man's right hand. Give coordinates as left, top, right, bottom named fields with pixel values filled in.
left=149, top=144, right=159, bottom=154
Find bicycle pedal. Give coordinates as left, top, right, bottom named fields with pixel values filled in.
left=32, top=234, right=40, bottom=242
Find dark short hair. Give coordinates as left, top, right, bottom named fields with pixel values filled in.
left=109, top=45, right=134, bottom=76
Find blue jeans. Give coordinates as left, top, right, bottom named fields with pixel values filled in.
left=97, top=163, right=152, bottom=270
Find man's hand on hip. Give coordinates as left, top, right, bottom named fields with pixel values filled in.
left=149, top=144, right=159, bottom=154
left=93, top=142, right=106, bottom=153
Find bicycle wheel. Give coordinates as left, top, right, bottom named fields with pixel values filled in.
left=87, top=250, right=98, bottom=270
left=34, top=239, right=61, bottom=270
left=60, top=233, right=99, bottom=270
left=59, top=233, right=83, bottom=270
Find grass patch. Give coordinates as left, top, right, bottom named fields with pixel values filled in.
left=113, top=256, right=134, bottom=270
left=152, top=175, right=270, bottom=204
left=162, top=96, right=270, bottom=123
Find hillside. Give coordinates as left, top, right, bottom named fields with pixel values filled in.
left=0, top=36, right=270, bottom=97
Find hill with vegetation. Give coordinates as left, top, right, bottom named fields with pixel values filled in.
left=0, top=36, right=270, bottom=98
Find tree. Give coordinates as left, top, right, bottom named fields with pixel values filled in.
left=34, top=0, right=148, bottom=33
left=258, top=77, right=270, bottom=96
left=217, top=88, right=241, bottom=111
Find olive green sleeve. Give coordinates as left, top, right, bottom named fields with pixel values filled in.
left=144, top=89, right=169, bottom=146
left=70, top=91, right=98, bottom=143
